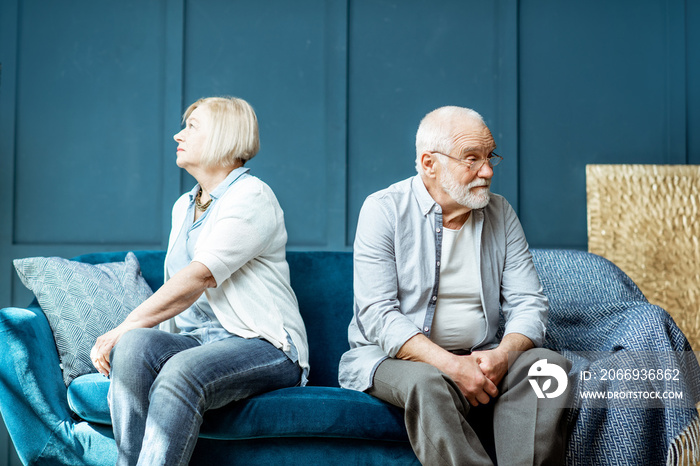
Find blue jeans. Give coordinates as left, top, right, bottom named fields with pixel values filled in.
left=109, top=328, right=301, bottom=466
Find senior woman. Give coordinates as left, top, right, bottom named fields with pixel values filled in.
left=90, top=96, right=309, bottom=466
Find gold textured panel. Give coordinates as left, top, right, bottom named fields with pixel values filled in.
left=587, top=165, right=700, bottom=350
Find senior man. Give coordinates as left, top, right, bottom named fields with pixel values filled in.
left=339, top=106, right=570, bottom=465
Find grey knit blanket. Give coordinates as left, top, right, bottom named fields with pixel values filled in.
left=531, top=249, right=700, bottom=466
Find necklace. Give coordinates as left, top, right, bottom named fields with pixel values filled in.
left=195, top=189, right=212, bottom=212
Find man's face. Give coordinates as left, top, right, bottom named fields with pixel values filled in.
left=437, top=121, right=496, bottom=209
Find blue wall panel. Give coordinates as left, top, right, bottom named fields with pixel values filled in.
left=13, top=0, right=168, bottom=245
left=518, top=0, right=688, bottom=248
left=346, top=0, right=507, bottom=242
left=181, top=0, right=348, bottom=248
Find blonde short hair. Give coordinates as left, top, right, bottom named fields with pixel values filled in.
left=182, top=96, right=260, bottom=167
left=415, top=106, right=485, bottom=174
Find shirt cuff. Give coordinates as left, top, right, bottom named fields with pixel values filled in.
left=382, top=322, right=422, bottom=358
left=503, top=318, right=546, bottom=347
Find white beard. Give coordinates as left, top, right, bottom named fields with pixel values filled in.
left=439, top=167, right=491, bottom=209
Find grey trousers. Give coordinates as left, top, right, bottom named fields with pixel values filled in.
left=367, top=348, right=571, bottom=466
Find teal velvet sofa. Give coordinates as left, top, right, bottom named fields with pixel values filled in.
left=2, top=249, right=700, bottom=465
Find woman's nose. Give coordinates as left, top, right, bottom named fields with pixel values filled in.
left=174, top=129, right=184, bottom=142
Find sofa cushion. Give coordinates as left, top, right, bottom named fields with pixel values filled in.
left=199, top=386, right=408, bottom=441
left=13, top=253, right=153, bottom=386
left=68, top=374, right=408, bottom=441
left=67, top=373, right=112, bottom=424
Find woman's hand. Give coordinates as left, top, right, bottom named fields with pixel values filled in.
left=90, top=323, right=136, bottom=376
left=89, top=261, right=216, bottom=376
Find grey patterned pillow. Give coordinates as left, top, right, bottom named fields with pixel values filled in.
left=13, top=252, right=153, bottom=386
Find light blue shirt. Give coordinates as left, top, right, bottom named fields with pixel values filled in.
left=167, top=167, right=251, bottom=343
left=338, top=175, right=548, bottom=392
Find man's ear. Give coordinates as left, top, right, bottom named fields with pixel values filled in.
left=420, top=152, right=438, bottom=178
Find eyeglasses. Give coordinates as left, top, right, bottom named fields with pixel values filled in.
left=429, top=151, right=503, bottom=172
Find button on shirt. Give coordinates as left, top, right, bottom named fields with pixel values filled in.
left=338, top=175, right=548, bottom=392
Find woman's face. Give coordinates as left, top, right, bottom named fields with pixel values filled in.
left=173, top=105, right=212, bottom=170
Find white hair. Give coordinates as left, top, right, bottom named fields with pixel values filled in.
left=415, top=106, right=486, bottom=174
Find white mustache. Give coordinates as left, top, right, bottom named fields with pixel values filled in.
left=468, top=179, right=491, bottom=188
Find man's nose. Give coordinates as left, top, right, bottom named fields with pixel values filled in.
left=477, top=161, right=494, bottom=178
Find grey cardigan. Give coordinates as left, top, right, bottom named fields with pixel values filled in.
left=339, top=175, right=548, bottom=392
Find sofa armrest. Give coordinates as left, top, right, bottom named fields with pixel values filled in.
left=0, top=305, right=116, bottom=464
left=0, top=305, right=70, bottom=463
